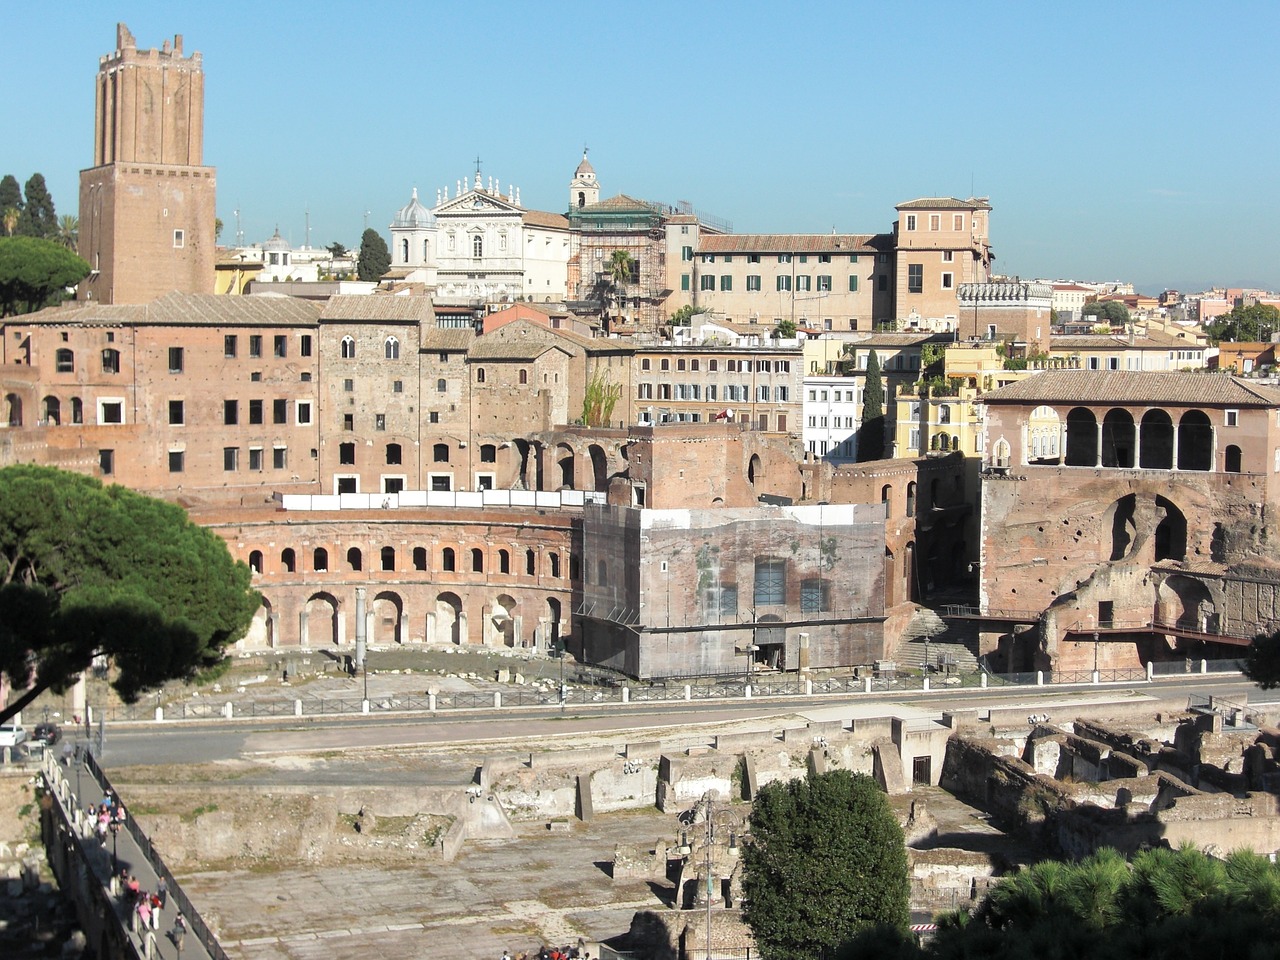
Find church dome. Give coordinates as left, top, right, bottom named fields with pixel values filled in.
left=392, top=188, right=434, bottom=228
left=262, top=228, right=290, bottom=252
left=574, top=153, right=595, bottom=180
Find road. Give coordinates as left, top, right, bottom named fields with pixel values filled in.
left=91, top=673, right=1265, bottom=770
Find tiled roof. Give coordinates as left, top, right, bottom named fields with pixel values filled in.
left=896, top=196, right=991, bottom=211
left=982, top=370, right=1280, bottom=407
left=699, top=234, right=878, bottom=254
left=420, top=328, right=476, bottom=351
left=1052, top=330, right=1203, bottom=350
left=28, top=291, right=326, bottom=327
left=468, top=340, right=565, bottom=361
left=319, top=295, right=434, bottom=323
left=1051, top=283, right=1093, bottom=291
left=577, top=194, right=662, bottom=214
left=523, top=209, right=570, bottom=230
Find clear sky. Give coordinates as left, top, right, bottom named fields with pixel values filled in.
left=2, top=0, right=1277, bottom=293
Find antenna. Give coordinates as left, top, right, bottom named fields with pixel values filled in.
left=363, top=210, right=371, bottom=230
left=305, top=207, right=311, bottom=249
left=233, top=207, right=243, bottom=247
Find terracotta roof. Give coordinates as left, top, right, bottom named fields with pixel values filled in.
left=577, top=194, right=662, bottom=214
left=699, top=234, right=878, bottom=254
left=420, top=328, right=475, bottom=351
left=21, top=291, right=324, bottom=327
left=1051, top=330, right=1203, bottom=350
left=896, top=196, right=992, bottom=211
left=1051, top=283, right=1093, bottom=291
left=982, top=370, right=1280, bottom=407
left=468, top=339, right=566, bottom=361
left=319, top=295, right=434, bottom=323
left=523, top=209, right=570, bottom=231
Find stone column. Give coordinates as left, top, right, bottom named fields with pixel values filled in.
left=354, top=587, right=367, bottom=669
left=1171, top=424, right=1179, bottom=470
left=425, top=611, right=437, bottom=645
left=1095, top=421, right=1104, bottom=467
left=458, top=611, right=469, bottom=645
left=512, top=614, right=524, bottom=648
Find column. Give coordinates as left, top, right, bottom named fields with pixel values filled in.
left=1095, top=420, right=1103, bottom=467
left=458, top=611, right=470, bottom=645
left=354, top=587, right=367, bottom=669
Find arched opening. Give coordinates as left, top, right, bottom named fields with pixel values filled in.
left=341, top=336, right=356, bottom=359
left=499, top=549, right=510, bottom=574
left=71, top=397, right=82, bottom=424
left=992, top=438, right=1011, bottom=468
left=754, top=614, right=785, bottom=669
left=557, top=443, right=575, bottom=489
left=442, top=547, right=456, bottom=572
left=906, top=481, right=917, bottom=516
left=1157, top=575, right=1215, bottom=631
left=281, top=548, right=296, bottom=573
left=526, top=549, right=536, bottom=576
left=884, top=547, right=896, bottom=607
left=1225, top=444, right=1242, bottom=473
left=401, top=238, right=409, bottom=263
left=1027, top=406, right=1062, bottom=463
left=312, top=547, right=329, bottom=572
left=881, top=484, right=892, bottom=508
left=1140, top=409, right=1174, bottom=469
left=433, top=442, right=450, bottom=463
left=1101, top=409, right=1135, bottom=468
left=248, top=598, right=274, bottom=649
left=373, top=591, right=403, bottom=645
left=248, top=550, right=263, bottom=574
left=549, top=553, right=561, bottom=578
left=491, top=594, right=517, bottom=647
left=347, top=547, right=363, bottom=571
left=747, top=455, right=761, bottom=485
left=546, top=597, right=563, bottom=653
left=5, top=394, right=22, bottom=427
left=303, top=593, right=340, bottom=646
left=1154, top=496, right=1187, bottom=561
left=435, top=592, right=463, bottom=645
left=905, top=541, right=918, bottom=602
left=471, top=548, right=484, bottom=572
left=1064, top=408, right=1098, bottom=466
left=1177, top=411, right=1212, bottom=471
left=42, top=396, right=60, bottom=425
left=589, top=444, right=609, bottom=491
left=413, top=547, right=428, bottom=571
left=380, top=546, right=396, bottom=571
left=1103, top=494, right=1137, bottom=562
left=385, top=337, right=400, bottom=360
left=386, top=443, right=402, bottom=465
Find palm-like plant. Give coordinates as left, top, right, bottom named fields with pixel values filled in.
left=1, top=208, right=17, bottom=237
left=56, top=214, right=78, bottom=250
left=606, top=249, right=633, bottom=325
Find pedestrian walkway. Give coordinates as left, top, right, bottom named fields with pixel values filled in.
left=43, top=748, right=216, bottom=960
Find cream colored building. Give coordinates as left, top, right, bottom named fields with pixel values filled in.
left=1049, top=328, right=1207, bottom=371
left=893, top=198, right=993, bottom=326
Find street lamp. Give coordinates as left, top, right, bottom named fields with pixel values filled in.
left=923, top=634, right=931, bottom=676
left=558, top=638, right=566, bottom=711
left=109, top=818, right=120, bottom=874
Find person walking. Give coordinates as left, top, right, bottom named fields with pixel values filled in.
left=171, top=912, right=187, bottom=952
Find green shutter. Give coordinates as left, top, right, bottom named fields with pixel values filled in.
left=849, top=275, right=858, bottom=292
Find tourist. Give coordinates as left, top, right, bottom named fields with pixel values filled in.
left=171, top=912, right=187, bottom=951
left=157, top=876, right=168, bottom=909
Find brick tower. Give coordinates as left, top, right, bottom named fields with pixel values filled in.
left=78, top=23, right=216, bottom=304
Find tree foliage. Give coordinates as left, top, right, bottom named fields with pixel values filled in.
left=0, top=175, right=22, bottom=219
left=18, top=173, right=56, bottom=240
left=0, top=466, right=259, bottom=724
left=774, top=318, right=797, bottom=339
left=326, top=241, right=348, bottom=258
left=356, top=228, right=390, bottom=282
left=670, top=304, right=708, bottom=326
left=580, top=371, right=622, bottom=428
left=1205, top=303, right=1280, bottom=344
left=0, top=236, right=90, bottom=316
left=742, top=769, right=909, bottom=960
left=1081, top=299, right=1131, bottom=326
left=857, top=349, right=886, bottom=461
left=843, top=845, right=1280, bottom=960
left=1242, top=627, right=1280, bottom=688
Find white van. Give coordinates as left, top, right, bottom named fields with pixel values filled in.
left=0, top=725, right=28, bottom=748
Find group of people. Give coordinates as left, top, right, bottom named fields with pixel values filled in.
left=88, top=790, right=126, bottom=845
left=121, top=869, right=185, bottom=948
left=502, top=945, right=591, bottom=960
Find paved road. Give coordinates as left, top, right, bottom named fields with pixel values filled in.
left=92, top=673, right=1265, bottom=770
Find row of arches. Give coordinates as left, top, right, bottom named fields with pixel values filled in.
left=261, top=590, right=565, bottom=650
left=340, top=335, right=401, bottom=360
left=1058, top=408, right=1229, bottom=472
left=247, top=543, right=577, bottom=580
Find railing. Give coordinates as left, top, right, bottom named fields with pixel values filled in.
left=83, top=751, right=230, bottom=960
left=941, top=605, right=1043, bottom=623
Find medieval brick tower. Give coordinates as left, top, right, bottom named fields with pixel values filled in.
left=78, top=23, right=216, bottom=304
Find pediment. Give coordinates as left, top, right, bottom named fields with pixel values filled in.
left=435, top=190, right=520, bottom=217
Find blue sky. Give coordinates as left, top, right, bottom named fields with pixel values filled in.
left=3, top=0, right=1277, bottom=293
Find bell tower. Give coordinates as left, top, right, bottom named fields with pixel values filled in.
left=569, top=150, right=599, bottom=211
left=78, top=23, right=217, bottom=303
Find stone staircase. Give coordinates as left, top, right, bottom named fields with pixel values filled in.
left=892, top=608, right=981, bottom=674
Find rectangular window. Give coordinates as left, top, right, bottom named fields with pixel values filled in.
left=173, top=229, right=185, bottom=248
left=754, top=558, right=786, bottom=605
left=709, top=359, right=717, bottom=372
left=748, top=254, right=760, bottom=264
left=224, top=335, right=237, bottom=358
left=273, top=399, right=287, bottom=424
left=99, top=449, right=114, bottom=475
left=796, top=275, right=811, bottom=291
left=701, top=254, right=715, bottom=264
left=908, top=264, right=923, bottom=294
left=942, top=250, right=954, bottom=262
left=343, top=413, right=354, bottom=431
left=720, top=275, right=732, bottom=291
left=249, top=399, right=264, bottom=424
left=800, top=578, right=831, bottom=613
left=296, top=400, right=312, bottom=425
left=906, top=214, right=917, bottom=231
left=817, top=275, right=832, bottom=292
left=168, top=451, right=184, bottom=473
left=339, top=442, right=355, bottom=465
left=393, top=380, right=403, bottom=393
left=849, top=275, right=858, bottom=292
left=799, top=255, right=808, bottom=263
left=681, top=246, right=693, bottom=261
left=249, top=335, right=262, bottom=358
left=344, top=378, right=354, bottom=392
left=168, top=347, right=184, bottom=373
left=273, top=447, right=287, bottom=469
left=929, top=214, right=941, bottom=231
left=1226, top=409, right=1240, bottom=427
left=747, top=275, right=761, bottom=292
left=954, top=213, right=964, bottom=230
left=98, top=400, right=123, bottom=424
left=777, top=254, right=791, bottom=263
left=223, top=400, right=238, bottom=425
left=818, top=254, right=831, bottom=263
left=777, top=275, right=792, bottom=292
left=168, top=400, right=184, bottom=425
left=274, top=335, right=287, bottom=358
left=429, top=411, right=439, bottom=424
left=941, top=272, right=953, bottom=289
left=101, top=349, right=120, bottom=374
left=681, top=273, right=690, bottom=291
left=249, top=447, right=263, bottom=471
left=300, top=335, right=312, bottom=357
left=223, top=447, right=238, bottom=471
left=700, top=275, right=715, bottom=291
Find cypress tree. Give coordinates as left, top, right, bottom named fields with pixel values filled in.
left=356, top=228, right=390, bottom=282
left=19, top=173, right=56, bottom=239
left=858, top=348, right=885, bottom=461
left=0, top=175, right=22, bottom=232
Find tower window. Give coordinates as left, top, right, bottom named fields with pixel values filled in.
left=173, top=230, right=184, bottom=248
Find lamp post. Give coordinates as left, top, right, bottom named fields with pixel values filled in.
left=923, top=634, right=931, bottom=677
left=704, top=793, right=714, bottom=960
left=558, top=638, right=566, bottom=711
left=109, top=818, right=120, bottom=874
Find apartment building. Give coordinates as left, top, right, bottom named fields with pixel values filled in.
left=893, top=198, right=993, bottom=325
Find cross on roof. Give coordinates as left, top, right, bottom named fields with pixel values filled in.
left=473, top=155, right=483, bottom=176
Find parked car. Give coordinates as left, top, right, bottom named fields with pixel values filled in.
left=32, top=723, right=61, bottom=745
left=0, top=725, right=28, bottom=748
